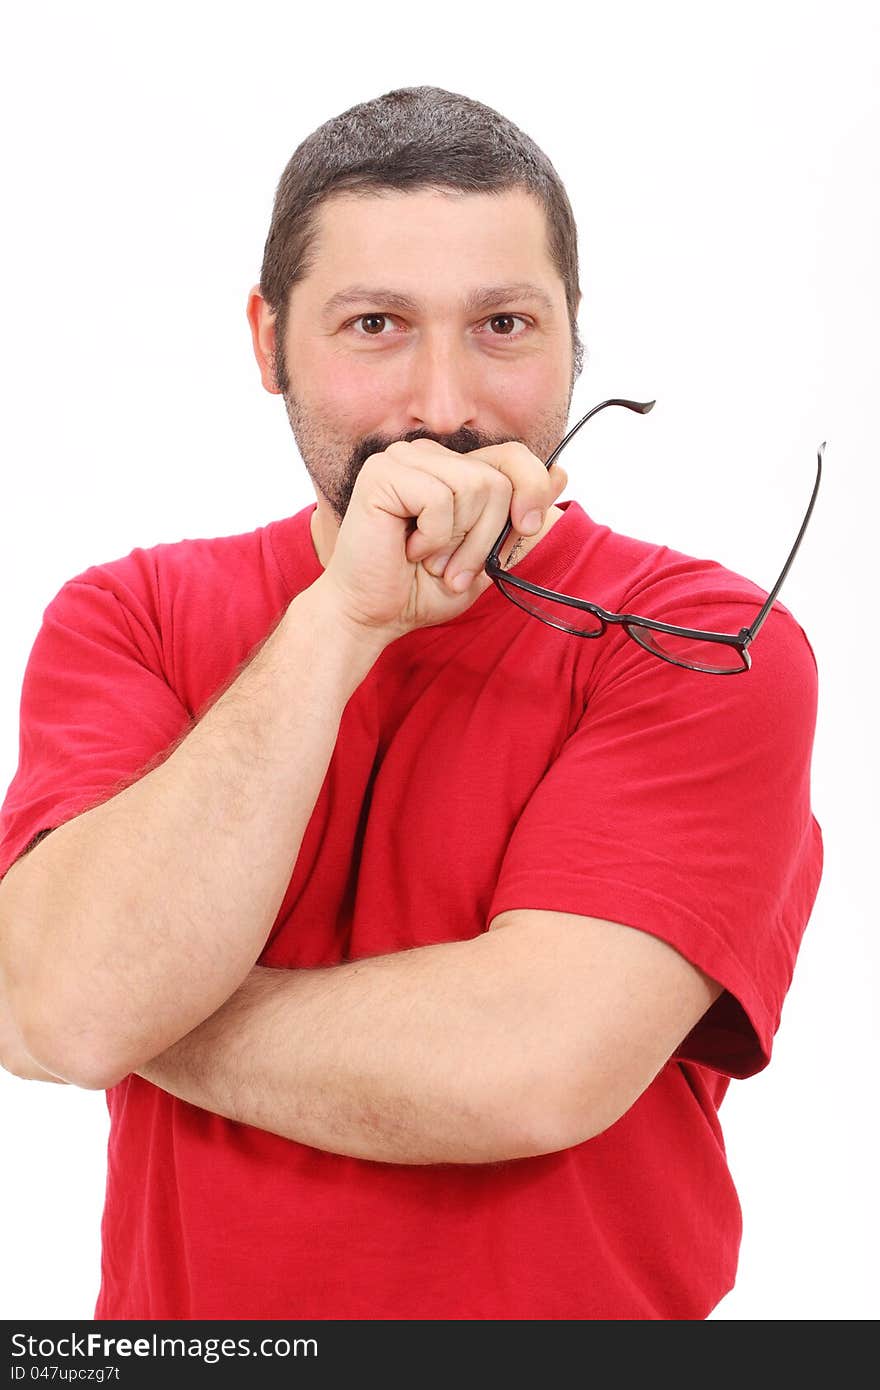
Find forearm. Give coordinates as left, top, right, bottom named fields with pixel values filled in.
left=2, top=577, right=386, bottom=1090
left=136, top=929, right=566, bottom=1165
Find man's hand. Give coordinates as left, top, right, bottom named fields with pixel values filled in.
left=319, top=439, right=567, bottom=643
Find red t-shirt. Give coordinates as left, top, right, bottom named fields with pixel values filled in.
left=0, top=498, right=823, bottom=1320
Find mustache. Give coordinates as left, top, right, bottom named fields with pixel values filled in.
left=349, top=424, right=513, bottom=470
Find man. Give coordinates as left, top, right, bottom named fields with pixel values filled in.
left=0, top=86, right=822, bottom=1319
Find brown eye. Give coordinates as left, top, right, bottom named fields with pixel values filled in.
left=358, top=314, right=387, bottom=334
left=486, top=315, right=530, bottom=338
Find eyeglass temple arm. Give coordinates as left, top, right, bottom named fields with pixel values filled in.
left=743, top=443, right=825, bottom=645
left=487, top=397, right=656, bottom=565
left=543, top=397, right=656, bottom=470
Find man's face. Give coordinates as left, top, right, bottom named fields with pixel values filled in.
left=249, top=187, right=578, bottom=559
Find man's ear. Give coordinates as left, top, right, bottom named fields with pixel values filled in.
left=246, top=286, right=282, bottom=395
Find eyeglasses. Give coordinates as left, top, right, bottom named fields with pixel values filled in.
left=484, top=397, right=824, bottom=674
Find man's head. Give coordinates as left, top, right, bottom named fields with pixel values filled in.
left=247, top=86, right=585, bottom=557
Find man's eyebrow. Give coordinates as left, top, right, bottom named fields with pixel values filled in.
left=320, top=282, right=556, bottom=320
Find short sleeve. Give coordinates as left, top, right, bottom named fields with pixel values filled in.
left=0, top=580, right=193, bottom=886
left=486, top=601, right=824, bottom=1079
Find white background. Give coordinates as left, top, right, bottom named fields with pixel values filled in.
left=1, top=0, right=877, bottom=1322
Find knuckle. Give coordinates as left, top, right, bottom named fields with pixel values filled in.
left=483, top=440, right=533, bottom=460
left=489, top=468, right=514, bottom=496
left=428, top=481, right=457, bottom=520
left=509, top=442, right=541, bottom=474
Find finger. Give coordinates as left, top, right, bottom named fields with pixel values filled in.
left=404, top=436, right=566, bottom=506
left=375, top=441, right=561, bottom=588
left=357, top=451, right=457, bottom=561
left=549, top=461, right=568, bottom=499
left=465, top=441, right=563, bottom=535
left=431, top=466, right=514, bottom=593
left=381, top=441, right=504, bottom=567
left=439, top=457, right=569, bottom=593
left=434, top=455, right=568, bottom=592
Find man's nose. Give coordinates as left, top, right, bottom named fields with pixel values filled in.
left=404, top=331, right=480, bottom=436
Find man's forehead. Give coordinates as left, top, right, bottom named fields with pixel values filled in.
left=303, top=188, right=561, bottom=313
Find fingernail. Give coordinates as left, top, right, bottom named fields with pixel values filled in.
left=520, top=509, right=543, bottom=534
left=451, top=570, right=475, bottom=593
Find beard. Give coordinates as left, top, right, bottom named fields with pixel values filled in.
left=279, top=386, right=572, bottom=528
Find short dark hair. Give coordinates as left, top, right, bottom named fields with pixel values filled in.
left=259, top=85, right=584, bottom=386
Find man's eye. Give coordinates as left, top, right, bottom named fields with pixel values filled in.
left=351, top=313, right=394, bottom=336
left=483, top=315, right=528, bottom=337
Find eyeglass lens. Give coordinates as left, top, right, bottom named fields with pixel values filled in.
left=493, top=577, right=746, bottom=672
left=625, top=623, right=748, bottom=673
left=493, top=577, right=604, bottom=634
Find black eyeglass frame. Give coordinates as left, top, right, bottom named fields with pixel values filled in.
left=483, top=398, right=824, bottom=674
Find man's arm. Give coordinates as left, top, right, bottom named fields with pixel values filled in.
left=0, top=442, right=562, bottom=1096
left=0, top=938, right=65, bottom=1081
left=0, top=576, right=387, bottom=1091
left=135, top=911, right=723, bottom=1165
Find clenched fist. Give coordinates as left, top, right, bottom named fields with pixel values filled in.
left=316, top=438, right=568, bottom=644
